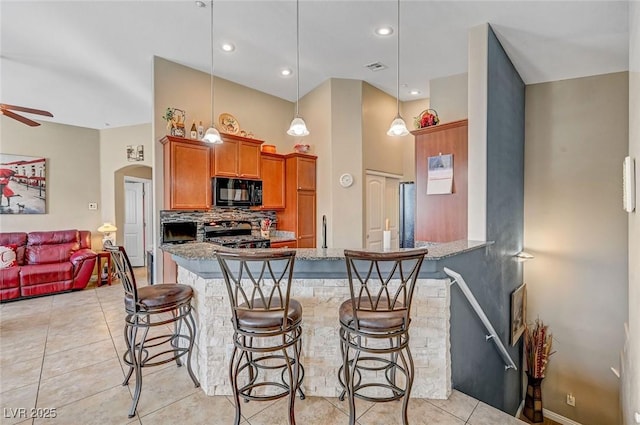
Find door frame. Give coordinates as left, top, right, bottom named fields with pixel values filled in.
left=364, top=170, right=403, bottom=249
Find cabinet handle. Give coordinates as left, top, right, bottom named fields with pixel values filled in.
left=298, top=187, right=302, bottom=190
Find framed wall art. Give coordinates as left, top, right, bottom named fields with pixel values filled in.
left=511, top=283, right=527, bottom=345
left=0, top=153, right=46, bottom=214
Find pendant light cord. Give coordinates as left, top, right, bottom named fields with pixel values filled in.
left=210, top=0, right=215, bottom=126
left=295, top=0, right=300, bottom=116
left=396, top=0, right=400, bottom=116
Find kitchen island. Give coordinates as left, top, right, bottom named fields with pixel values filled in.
left=161, top=241, right=488, bottom=399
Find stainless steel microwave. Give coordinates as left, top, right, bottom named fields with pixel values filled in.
left=212, top=177, right=263, bottom=207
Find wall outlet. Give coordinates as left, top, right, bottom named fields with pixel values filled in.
left=566, top=393, right=576, bottom=407
left=88, top=202, right=98, bottom=210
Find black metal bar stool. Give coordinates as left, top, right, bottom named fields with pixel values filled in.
left=105, top=244, right=200, bottom=418
left=338, top=248, right=429, bottom=425
left=217, top=249, right=305, bottom=425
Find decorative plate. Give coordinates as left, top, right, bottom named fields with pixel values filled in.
left=219, top=113, right=240, bottom=134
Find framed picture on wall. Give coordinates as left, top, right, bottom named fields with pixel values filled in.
left=0, top=153, right=46, bottom=214
left=511, top=283, right=527, bottom=345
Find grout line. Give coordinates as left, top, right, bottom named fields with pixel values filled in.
left=31, top=294, right=54, bottom=424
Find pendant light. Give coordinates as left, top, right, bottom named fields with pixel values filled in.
left=202, top=0, right=222, bottom=144
left=387, top=0, right=409, bottom=137
left=287, top=0, right=309, bottom=137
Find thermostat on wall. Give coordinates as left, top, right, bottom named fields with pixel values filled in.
left=339, top=173, right=354, bottom=188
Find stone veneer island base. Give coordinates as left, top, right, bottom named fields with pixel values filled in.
left=162, top=241, right=488, bottom=399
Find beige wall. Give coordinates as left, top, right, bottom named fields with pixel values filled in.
left=524, top=72, right=629, bottom=425
left=401, top=98, right=429, bottom=182
left=99, top=123, right=152, bottom=239
left=467, top=24, right=489, bottom=241
left=331, top=79, right=363, bottom=248
left=0, top=120, right=103, bottom=248
left=430, top=73, right=468, bottom=124
left=623, top=2, right=639, bottom=423
left=362, top=82, right=411, bottom=178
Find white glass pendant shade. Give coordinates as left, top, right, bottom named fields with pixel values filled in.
left=387, top=115, right=409, bottom=136
left=202, top=127, right=222, bottom=144
left=287, top=116, right=309, bottom=136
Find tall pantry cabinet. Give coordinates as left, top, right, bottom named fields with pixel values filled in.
left=276, top=153, right=317, bottom=248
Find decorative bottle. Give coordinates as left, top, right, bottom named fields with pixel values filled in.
left=197, top=121, right=204, bottom=139
left=190, top=121, right=197, bottom=139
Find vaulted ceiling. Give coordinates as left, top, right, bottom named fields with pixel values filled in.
left=0, top=1, right=630, bottom=129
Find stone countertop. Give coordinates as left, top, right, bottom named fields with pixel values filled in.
left=269, top=236, right=298, bottom=243
left=161, top=239, right=489, bottom=262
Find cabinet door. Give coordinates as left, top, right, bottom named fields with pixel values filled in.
left=238, top=141, right=261, bottom=179
left=170, top=141, right=211, bottom=209
left=296, top=190, right=316, bottom=248
left=214, top=139, right=238, bottom=177
left=296, top=157, right=316, bottom=191
left=261, top=154, right=285, bottom=209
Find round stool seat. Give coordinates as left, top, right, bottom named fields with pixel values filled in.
left=125, top=284, right=193, bottom=312
left=339, top=297, right=405, bottom=331
left=237, top=298, right=302, bottom=330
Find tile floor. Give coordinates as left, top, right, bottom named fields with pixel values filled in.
left=0, top=270, right=527, bottom=425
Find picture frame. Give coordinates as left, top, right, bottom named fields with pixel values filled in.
left=0, top=153, right=47, bottom=214
left=511, top=283, right=527, bottom=346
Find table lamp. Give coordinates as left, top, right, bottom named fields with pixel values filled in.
left=97, top=222, right=117, bottom=247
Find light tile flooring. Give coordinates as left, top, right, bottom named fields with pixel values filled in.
left=0, top=271, right=527, bottom=425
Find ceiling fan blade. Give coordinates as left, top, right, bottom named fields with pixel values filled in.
left=0, top=103, right=53, bottom=117
left=0, top=109, right=41, bottom=126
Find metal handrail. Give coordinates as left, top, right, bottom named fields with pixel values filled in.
left=443, top=267, right=517, bottom=371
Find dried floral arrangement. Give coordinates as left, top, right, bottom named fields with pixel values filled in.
left=524, top=319, right=555, bottom=378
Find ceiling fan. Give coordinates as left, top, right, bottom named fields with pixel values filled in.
left=0, top=103, right=53, bottom=127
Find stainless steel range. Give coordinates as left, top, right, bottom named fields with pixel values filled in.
left=204, top=220, right=271, bottom=248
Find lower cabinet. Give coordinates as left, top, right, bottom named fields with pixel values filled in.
left=270, top=240, right=298, bottom=249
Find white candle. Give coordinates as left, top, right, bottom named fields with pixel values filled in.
left=385, top=218, right=390, bottom=231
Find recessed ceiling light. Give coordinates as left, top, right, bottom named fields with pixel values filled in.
left=375, top=26, right=393, bottom=36
left=281, top=68, right=293, bottom=77
left=410, top=90, right=421, bottom=95
left=221, top=42, right=235, bottom=52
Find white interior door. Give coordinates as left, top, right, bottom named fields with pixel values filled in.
left=365, top=174, right=384, bottom=250
left=366, top=172, right=401, bottom=250
left=124, top=181, right=145, bottom=267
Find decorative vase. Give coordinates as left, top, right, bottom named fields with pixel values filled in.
left=523, top=373, right=544, bottom=423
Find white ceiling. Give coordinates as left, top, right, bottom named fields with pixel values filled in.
left=0, top=0, right=630, bottom=130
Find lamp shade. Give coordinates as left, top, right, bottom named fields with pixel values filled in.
left=97, top=223, right=117, bottom=233
left=202, top=127, right=222, bottom=144
left=287, top=116, right=310, bottom=137
left=387, top=115, right=409, bottom=136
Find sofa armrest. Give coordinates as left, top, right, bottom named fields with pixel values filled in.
left=71, top=248, right=97, bottom=266
left=71, top=248, right=97, bottom=289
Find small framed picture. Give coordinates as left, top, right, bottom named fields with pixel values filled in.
left=511, top=283, right=527, bottom=346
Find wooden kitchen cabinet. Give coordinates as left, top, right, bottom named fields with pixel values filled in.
left=213, top=133, right=263, bottom=179
left=260, top=152, right=286, bottom=209
left=276, top=153, right=317, bottom=248
left=161, top=135, right=211, bottom=210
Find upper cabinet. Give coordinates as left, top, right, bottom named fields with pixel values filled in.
left=213, top=133, right=263, bottom=179
left=161, top=136, right=211, bottom=210
left=293, top=155, right=316, bottom=191
left=260, top=152, right=286, bottom=209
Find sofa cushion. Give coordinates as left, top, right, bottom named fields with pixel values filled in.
left=0, top=232, right=27, bottom=265
left=20, top=263, right=73, bottom=287
left=0, top=266, right=20, bottom=289
left=0, top=245, right=17, bottom=268
left=26, top=230, right=80, bottom=265
left=27, top=230, right=79, bottom=246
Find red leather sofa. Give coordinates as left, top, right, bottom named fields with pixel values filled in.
left=0, top=230, right=97, bottom=302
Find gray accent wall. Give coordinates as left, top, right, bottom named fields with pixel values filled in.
left=448, top=25, right=524, bottom=415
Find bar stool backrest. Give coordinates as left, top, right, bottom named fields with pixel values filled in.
left=343, top=248, right=429, bottom=330
left=104, top=243, right=139, bottom=310
left=216, top=250, right=297, bottom=330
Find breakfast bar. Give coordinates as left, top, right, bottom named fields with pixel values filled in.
left=161, top=241, right=488, bottom=400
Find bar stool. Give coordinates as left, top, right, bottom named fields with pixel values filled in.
left=217, top=249, right=305, bottom=425
left=338, top=248, right=429, bottom=425
left=105, top=244, right=200, bottom=418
